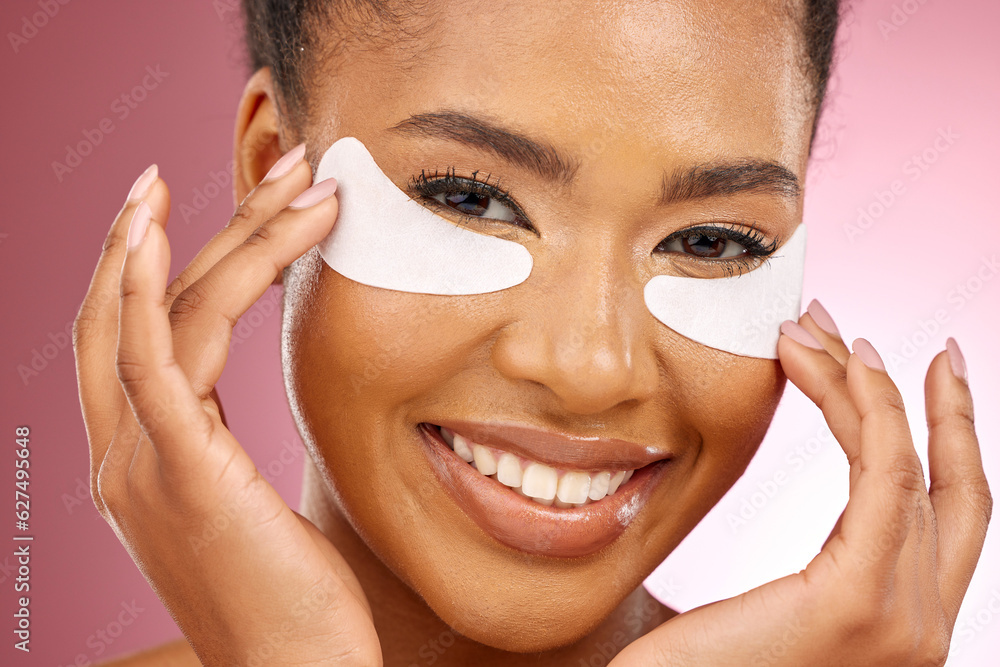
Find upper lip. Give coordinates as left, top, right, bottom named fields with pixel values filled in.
left=428, top=419, right=672, bottom=471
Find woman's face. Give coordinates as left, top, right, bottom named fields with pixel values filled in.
left=281, top=0, right=815, bottom=651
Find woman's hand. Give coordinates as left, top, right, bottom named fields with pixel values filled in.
left=614, top=305, right=992, bottom=666
left=73, top=147, right=382, bottom=666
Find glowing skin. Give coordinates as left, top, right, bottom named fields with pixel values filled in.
left=73, top=0, right=989, bottom=663
left=315, top=137, right=533, bottom=295
left=274, top=0, right=814, bottom=659
left=314, top=137, right=807, bottom=357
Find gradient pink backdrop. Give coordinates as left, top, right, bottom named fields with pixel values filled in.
left=1, top=1, right=997, bottom=664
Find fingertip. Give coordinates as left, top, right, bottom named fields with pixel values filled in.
left=126, top=202, right=152, bottom=252
left=126, top=164, right=158, bottom=202
left=945, top=337, right=968, bottom=384
left=806, top=298, right=841, bottom=338
left=851, top=338, right=886, bottom=373
left=780, top=319, right=825, bottom=350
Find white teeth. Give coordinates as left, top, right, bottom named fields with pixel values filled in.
left=521, top=462, right=558, bottom=500
left=607, top=470, right=626, bottom=495
left=588, top=471, right=611, bottom=501
left=557, top=471, right=591, bottom=504
left=472, top=444, right=498, bottom=475
left=496, top=453, right=523, bottom=487
left=437, top=426, right=640, bottom=508
left=452, top=433, right=474, bottom=462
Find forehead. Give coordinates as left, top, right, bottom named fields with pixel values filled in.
left=310, top=0, right=813, bottom=173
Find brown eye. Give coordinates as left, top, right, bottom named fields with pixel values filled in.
left=662, top=233, right=748, bottom=259
left=432, top=191, right=517, bottom=222
left=683, top=234, right=726, bottom=257
left=442, top=192, right=489, bottom=216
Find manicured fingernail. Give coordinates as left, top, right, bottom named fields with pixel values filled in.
left=127, top=201, right=152, bottom=250
left=289, top=178, right=338, bottom=209
left=945, top=337, right=967, bottom=382
left=807, top=299, right=840, bottom=337
left=780, top=320, right=824, bottom=350
left=127, top=164, right=158, bottom=201
left=262, top=143, right=306, bottom=183
left=852, top=338, right=886, bottom=372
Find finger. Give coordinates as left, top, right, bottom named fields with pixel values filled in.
left=838, top=339, right=925, bottom=573
left=800, top=298, right=850, bottom=365
left=76, top=169, right=170, bottom=485
left=778, top=321, right=862, bottom=469
left=115, top=202, right=218, bottom=470
left=925, top=340, right=992, bottom=620
left=168, top=178, right=339, bottom=396
left=163, top=143, right=309, bottom=305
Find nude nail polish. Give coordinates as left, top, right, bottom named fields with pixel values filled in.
left=780, top=320, right=824, bottom=350
left=127, top=202, right=152, bottom=250
left=262, top=143, right=306, bottom=183
left=127, top=164, right=158, bottom=201
left=289, top=178, right=338, bottom=209
left=946, top=337, right=968, bottom=382
left=807, top=299, right=840, bottom=337
left=852, top=338, right=886, bottom=372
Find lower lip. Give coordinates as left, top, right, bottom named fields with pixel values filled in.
left=417, top=423, right=671, bottom=558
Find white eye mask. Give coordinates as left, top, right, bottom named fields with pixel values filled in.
left=314, top=137, right=533, bottom=295
left=313, top=137, right=806, bottom=359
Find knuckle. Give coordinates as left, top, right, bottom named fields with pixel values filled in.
left=227, top=200, right=257, bottom=229
left=101, top=229, right=126, bottom=255
left=115, top=355, right=151, bottom=396
left=875, top=387, right=908, bottom=416
left=95, top=467, right=126, bottom=518
left=926, top=406, right=976, bottom=436
left=168, top=280, right=212, bottom=326
left=885, top=454, right=927, bottom=494
left=244, top=222, right=275, bottom=249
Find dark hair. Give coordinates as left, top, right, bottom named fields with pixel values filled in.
left=242, top=0, right=841, bottom=145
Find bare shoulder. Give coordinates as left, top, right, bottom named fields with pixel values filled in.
left=97, top=638, right=201, bottom=666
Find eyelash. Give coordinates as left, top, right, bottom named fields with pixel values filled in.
left=407, top=168, right=781, bottom=276
left=655, top=223, right=781, bottom=277
left=408, top=168, right=536, bottom=232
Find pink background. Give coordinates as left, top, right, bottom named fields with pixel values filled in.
left=1, top=1, right=996, bottom=664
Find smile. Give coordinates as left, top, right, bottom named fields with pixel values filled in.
left=417, top=420, right=674, bottom=558
left=438, top=425, right=635, bottom=507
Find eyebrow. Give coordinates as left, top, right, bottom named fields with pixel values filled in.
left=659, top=160, right=801, bottom=205
left=388, top=109, right=801, bottom=203
left=388, top=110, right=580, bottom=185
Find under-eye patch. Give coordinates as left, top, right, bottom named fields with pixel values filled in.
left=314, top=137, right=533, bottom=295
left=312, top=137, right=806, bottom=359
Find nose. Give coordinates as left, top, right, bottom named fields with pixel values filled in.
left=490, top=247, right=660, bottom=415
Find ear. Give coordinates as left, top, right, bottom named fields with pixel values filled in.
left=233, top=66, right=291, bottom=207
left=233, top=67, right=299, bottom=285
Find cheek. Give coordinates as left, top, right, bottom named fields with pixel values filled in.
left=678, top=348, right=786, bottom=511
left=283, top=263, right=503, bottom=484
